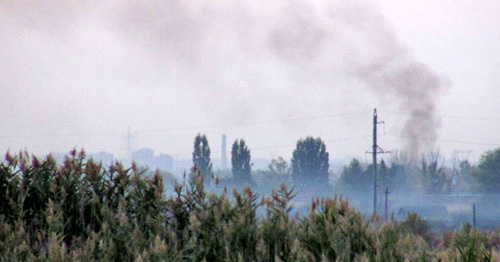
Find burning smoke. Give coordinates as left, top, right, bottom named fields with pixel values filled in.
left=110, top=0, right=444, bottom=157
left=0, top=0, right=443, bottom=157
left=358, top=62, right=443, bottom=159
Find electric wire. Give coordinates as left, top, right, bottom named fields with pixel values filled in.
left=0, top=111, right=368, bottom=139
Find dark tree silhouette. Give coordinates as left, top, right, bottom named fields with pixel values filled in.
left=192, top=134, right=213, bottom=181
left=291, top=136, right=329, bottom=186
left=420, top=154, right=451, bottom=194
left=471, top=148, right=500, bottom=193
left=231, top=139, right=252, bottom=183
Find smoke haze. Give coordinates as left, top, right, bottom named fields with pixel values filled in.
left=0, top=0, right=445, bottom=159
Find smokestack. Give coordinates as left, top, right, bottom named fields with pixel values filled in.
left=221, top=134, right=227, bottom=169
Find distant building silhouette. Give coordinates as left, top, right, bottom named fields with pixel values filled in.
left=221, top=134, right=227, bottom=169
left=154, top=154, right=173, bottom=171
left=90, top=151, right=114, bottom=167
left=132, top=148, right=173, bottom=172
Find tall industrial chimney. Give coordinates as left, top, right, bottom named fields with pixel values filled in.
left=221, top=134, right=227, bottom=169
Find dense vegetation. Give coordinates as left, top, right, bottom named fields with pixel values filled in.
left=204, top=133, right=499, bottom=196
left=0, top=150, right=498, bottom=261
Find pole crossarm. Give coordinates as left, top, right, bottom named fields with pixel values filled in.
left=365, top=146, right=391, bottom=154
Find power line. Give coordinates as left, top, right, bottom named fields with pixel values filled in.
left=384, top=111, right=500, bottom=122
left=386, top=134, right=500, bottom=147
left=0, top=111, right=368, bottom=139
left=167, top=135, right=370, bottom=157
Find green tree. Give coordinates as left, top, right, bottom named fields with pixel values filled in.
left=379, top=159, right=389, bottom=192
left=420, top=155, right=451, bottom=194
left=291, top=136, right=329, bottom=186
left=231, top=139, right=252, bottom=183
left=335, top=158, right=371, bottom=193
left=379, top=159, right=410, bottom=193
left=470, top=148, right=500, bottom=193
left=259, top=157, right=291, bottom=187
left=269, top=157, right=290, bottom=178
left=192, top=134, right=213, bottom=180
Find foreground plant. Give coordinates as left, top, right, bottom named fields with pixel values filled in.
left=0, top=150, right=498, bottom=261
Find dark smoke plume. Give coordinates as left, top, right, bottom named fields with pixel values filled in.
left=0, top=0, right=443, bottom=157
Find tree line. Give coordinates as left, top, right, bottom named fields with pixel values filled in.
left=192, top=134, right=330, bottom=188
left=191, top=133, right=500, bottom=195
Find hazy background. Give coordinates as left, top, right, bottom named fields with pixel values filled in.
left=1, top=0, right=499, bottom=164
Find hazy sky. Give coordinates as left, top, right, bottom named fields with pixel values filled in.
left=0, top=0, right=499, bottom=163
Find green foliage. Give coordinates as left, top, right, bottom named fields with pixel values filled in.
left=297, top=196, right=375, bottom=261
left=253, top=157, right=291, bottom=190
left=470, top=148, right=500, bottom=193
left=379, top=160, right=410, bottom=193
left=420, top=155, right=452, bottom=194
left=291, top=136, right=329, bottom=186
left=0, top=149, right=498, bottom=261
left=335, top=158, right=410, bottom=197
left=269, top=157, right=291, bottom=178
left=396, top=213, right=432, bottom=245
left=192, top=133, right=213, bottom=181
left=231, top=139, right=252, bottom=183
left=336, top=158, right=371, bottom=194
left=377, top=224, right=404, bottom=262
left=451, top=223, right=492, bottom=262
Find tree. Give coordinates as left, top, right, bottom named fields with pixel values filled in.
left=291, top=136, right=329, bottom=185
left=379, top=159, right=389, bottom=192
left=335, top=158, right=371, bottom=193
left=263, top=157, right=291, bottom=187
left=470, top=148, right=500, bottom=193
left=269, top=157, right=290, bottom=178
left=420, top=154, right=451, bottom=194
left=231, top=139, right=252, bottom=183
left=452, top=160, right=475, bottom=192
left=379, top=159, right=410, bottom=193
left=192, top=134, right=213, bottom=181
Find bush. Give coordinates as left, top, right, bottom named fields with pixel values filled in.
left=297, top=196, right=375, bottom=261
left=0, top=150, right=498, bottom=261
left=452, top=223, right=492, bottom=261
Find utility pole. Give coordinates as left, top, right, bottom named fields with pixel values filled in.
left=473, top=203, right=476, bottom=228
left=373, top=110, right=377, bottom=214
left=367, top=109, right=389, bottom=215
left=221, top=134, right=227, bottom=169
left=127, top=126, right=132, bottom=161
left=384, top=187, right=390, bottom=222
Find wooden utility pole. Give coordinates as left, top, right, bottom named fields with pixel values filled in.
left=473, top=203, right=476, bottom=228
left=373, top=110, right=378, bottom=214
left=368, top=109, right=389, bottom=215
left=384, top=187, right=390, bottom=222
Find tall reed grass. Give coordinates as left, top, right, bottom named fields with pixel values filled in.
left=0, top=150, right=497, bottom=261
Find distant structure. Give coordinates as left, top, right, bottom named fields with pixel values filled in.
left=221, top=134, right=227, bottom=169
left=132, top=148, right=154, bottom=164
left=122, top=127, right=137, bottom=161
left=90, top=151, right=114, bottom=167
left=132, top=148, right=173, bottom=172
left=154, top=154, right=173, bottom=172
left=51, top=151, right=114, bottom=167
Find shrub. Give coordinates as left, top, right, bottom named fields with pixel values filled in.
left=297, top=196, right=375, bottom=261
left=0, top=150, right=498, bottom=261
left=396, top=213, right=432, bottom=245
left=452, top=223, right=492, bottom=261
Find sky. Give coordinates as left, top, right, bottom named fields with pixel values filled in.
left=0, top=0, right=499, bottom=165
